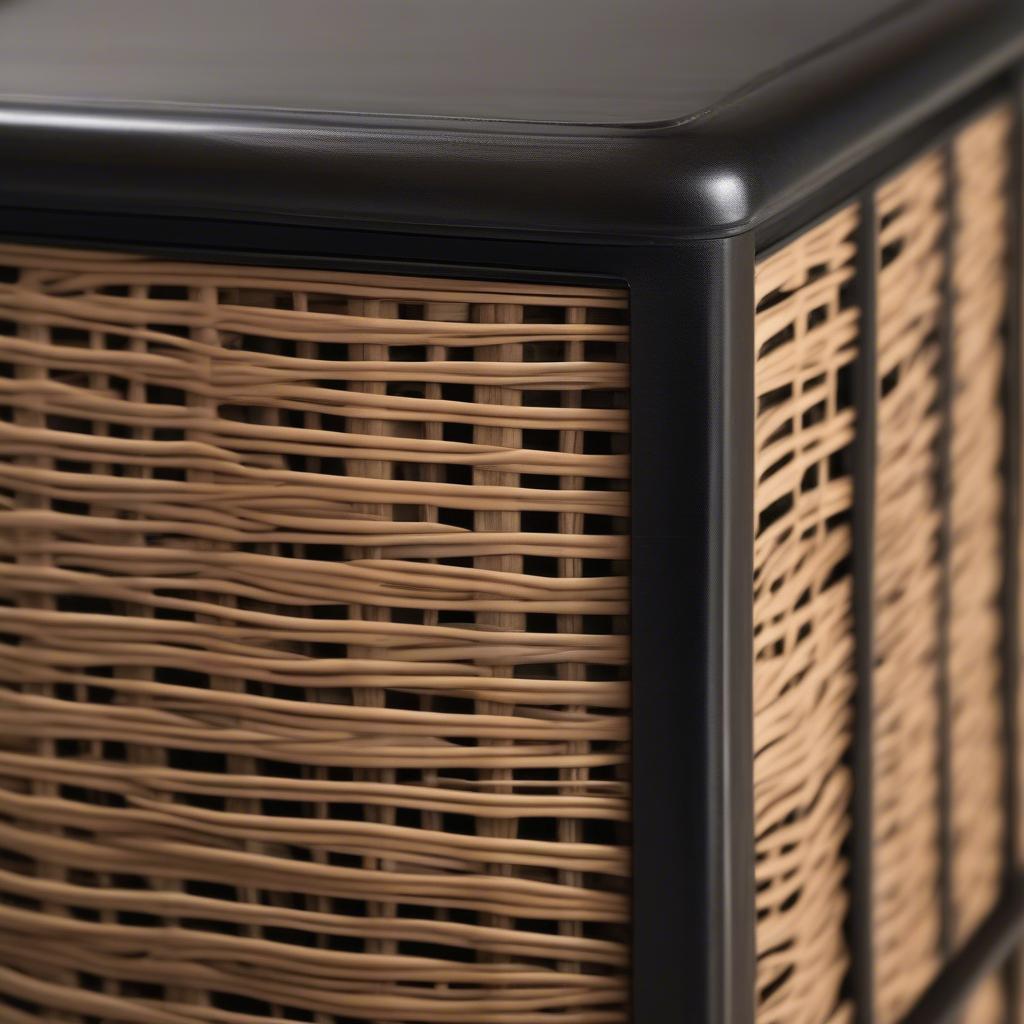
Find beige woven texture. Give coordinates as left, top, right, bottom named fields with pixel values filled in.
left=959, top=971, right=1007, bottom=1024
left=948, top=105, right=1012, bottom=948
left=0, top=244, right=631, bottom=1023
left=872, top=148, right=947, bottom=1024
left=753, top=206, right=859, bottom=1024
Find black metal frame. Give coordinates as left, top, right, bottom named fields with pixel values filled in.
left=2, top=0, right=1020, bottom=246
left=851, top=181, right=880, bottom=1024
left=0, top=66, right=1020, bottom=1024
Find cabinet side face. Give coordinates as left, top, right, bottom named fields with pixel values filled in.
left=0, top=243, right=632, bottom=1023
left=872, top=103, right=1015, bottom=1022
left=948, top=103, right=1013, bottom=951
left=753, top=206, right=859, bottom=1024
left=750, top=98, right=1017, bottom=1024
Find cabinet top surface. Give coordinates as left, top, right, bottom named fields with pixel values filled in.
left=0, top=0, right=914, bottom=127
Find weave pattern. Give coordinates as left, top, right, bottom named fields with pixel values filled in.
left=0, top=244, right=631, bottom=1023
left=948, top=104, right=1012, bottom=949
left=873, top=150, right=946, bottom=1024
left=753, top=206, right=859, bottom=1024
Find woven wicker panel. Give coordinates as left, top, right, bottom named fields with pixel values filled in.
left=753, top=206, right=859, bottom=1024
left=0, top=243, right=631, bottom=1024
left=873, top=149, right=947, bottom=1024
left=948, top=104, right=1013, bottom=949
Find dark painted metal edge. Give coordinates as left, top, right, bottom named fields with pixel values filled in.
left=0, top=213, right=627, bottom=287
left=626, top=241, right=738, bottom=1024
left=851, top=187, right=879, bottom=1024
left=0, top=77, right=1013, bottom=275
left=624, top=235, right=761, bottom=1024
left=755, top=77, right=1011, bottom=257
left=0, top=3, right=1020, bottom=244
left=1002, top=69, right=1024, bottom=1024
left=707, top=233, right=757, bottom=1024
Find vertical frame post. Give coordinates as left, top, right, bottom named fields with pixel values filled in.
left=1002, top=72, right=1024, bottom=1023
left=852, top=188, right=880, bottom=1024
left=628, top=234, right=757, bottom=1024
left=710, top=234, right=757, bottom=1024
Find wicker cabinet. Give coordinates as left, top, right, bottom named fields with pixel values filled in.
left=0, top=2, right=1023, bottom=1023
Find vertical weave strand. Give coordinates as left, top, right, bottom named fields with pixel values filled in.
left=753, top=205, right=859, bottom=1024
left=0, top=243, right=631, bottom=1024
left=948, top=104, right=1013, bottom=950
left=872, top=148, right=947, bottom=1024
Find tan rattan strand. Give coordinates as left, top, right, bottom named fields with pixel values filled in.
left=753, top=206, right=859, bottom=1024
left=0, top=243, right=630, bottom=1024
left=948, top=104, right=1013, bottom=949
left=873, top=149, right=946, bottom=1024
left=960, top=971, right=1008, bottom=1024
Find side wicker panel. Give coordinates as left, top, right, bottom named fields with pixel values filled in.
left=873, top=150, right=947, bottom=1024
left=0, top=244, right=631, bottom=1023
left=948, top=104, right=1013, bottom=949
left=753, top=206, right=859, bottom=1024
